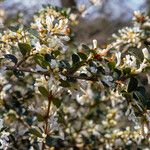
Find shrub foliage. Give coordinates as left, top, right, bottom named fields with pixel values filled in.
left=0, top=6, right=150, bottom=150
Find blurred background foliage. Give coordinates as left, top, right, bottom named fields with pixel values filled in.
left=0, top=0, right=149, bottom=44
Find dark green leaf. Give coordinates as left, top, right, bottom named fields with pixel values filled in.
left=77, top=52, right=87, bottom=60
left=18, top=43, right=32, bottom=56
left=38, top=86, right=49, bottom=97
left=29, top=128, right=42, bottom=138
left=69, top=61, right=84, bottom=74
left=80, top=73, right=88, bottom=78
left=52, top=98, right=61, bottom=108
left=108, top=62, right=116, bottom=70
left=34, top=54, right=49, bottom=68
left=133, top=86, right=147, bottom=106
left=44, top=54, right=54, bottom=62
left=113, top=69, right=122, bottom=80
left=52, top=50, right=60, bottom=58
left=123, top=67, right=131, bottom=76
left=28, top=29, right=39, bottom=37
left=46, top=135, right=62, bottom=147
left=127, top=77, right=138, bottom=92
left=9, top=25, right=20, bottom=32
left=137, top=86, right=146, bottom=95
left=133, top=91, right=145, bottom=103
left=72, top=54, right=80, bottom=64
left=60, top=79, right=70, bottom=87
left=13, top=69, right=25, bottom=78
left=59, top=60, right=70, bottom=69
left=37, top=114, right=45, bottom=122
left=4, top=54, right=18, bottom=64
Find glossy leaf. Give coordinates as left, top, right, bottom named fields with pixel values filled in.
left=72, top=54, right=80, bottom=64
left=38, top=86, right=49, bottom=97
left=29, top=128, right=42, bottom=138
left=18, top=43, right=32, bottom=56
left=4, top=54, right=18, bottom=64
left=127, top=77, right=138, bottom=92
left=52, top=98, right=61, bottom=108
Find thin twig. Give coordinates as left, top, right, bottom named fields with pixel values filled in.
left=41, top=93, right=52, bottom=150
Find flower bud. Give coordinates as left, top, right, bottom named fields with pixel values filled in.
left=93, top=39, right=97, bottom=49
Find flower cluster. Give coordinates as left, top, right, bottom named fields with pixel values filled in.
left=31, top=6, right=71, bottom=54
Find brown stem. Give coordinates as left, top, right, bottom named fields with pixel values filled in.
left=6, top=66, right=99, bottom=81
left=15, top=56, right=29, bottom=67
left=15, top=54, right=34, bottom=68
left=41, top=92, right=52, bottom=150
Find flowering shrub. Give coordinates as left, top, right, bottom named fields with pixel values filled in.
left=0, top=6, right=150, bottom=149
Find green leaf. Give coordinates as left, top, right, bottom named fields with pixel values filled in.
left=18, top=43, right=32, bottom=56
left=28, top=28, right=39, bottom=38
left=4, top=54, right=18, bottom=64
left=108, top=61, right=116, bottom=70
left=113, top=69, right=121, bottom=80
left=77, top=52, right=87, bottom=60
left=37, top=114, right=45, bottom=122
left=8, top=25, right=20, bottom=32
left=69, top=61, right=84, bottom=74
left=13, top=69, right=25, bottom=78
left=123, top=67, right=131, bottom=76
left=137, top=86, right=146, bottom=95
left=80, top=73, right=88, bottom=78
left=29, top=128, right=42, bottom=138
left=38, top=86, right=49, bottom=97
left=133, top=91, right=145, bottom=103
left=133, top=86, right=147, bottom=106
left=59, top=60, right=70, bottom=69
left=52, top=98, right=61, bottom=108
left=46, top=135, right=61, bottom=147
left=34, top=54, right=49, bottom=68
left=60, top=79, right=70, bottom=87
left=44, top=54, right=54, bottom=62
left=52, top=50, right=61, bottom=58
left=72, top=54, right=80, bottom=64
left=127, top=77, right=138, bottom=92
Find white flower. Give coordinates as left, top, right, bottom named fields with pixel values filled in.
left=1, top=131, right=9, bottom=141
left=59, top=74, right=67, bottom=80
left=35, top=42, right=42, bottom=53
left=146, top=73, right=150, bottom=84
left=0, top=131, right=10, bottom=150
left=133, top=11, right=142, bottom=18
left=46, top=15, right=54, bottom=32
left=135, top=61, right=147, bottom=74
left=113, top=27, right=142, bottom=49
left=48, top=116, right=59, bottom=131
left=76, top=82, right=94, bottom=105
left=76, top=94, right=87, bottom=105
left=102, top=75, right=113, bottom=86
left=116, top=52, right=121, bottom=67
left=124, top=55, right=137, bottom=68
left=93, top=39, right=97, bottom=49
left=50, top=59, right=58, bottom=69
left=35, top=19, right=43, bottom=30
left=90, top=67, right=97, bottom=73
left=142, top=48, right=150, bottom=59
left=0, top=139, right=9, bottom=150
